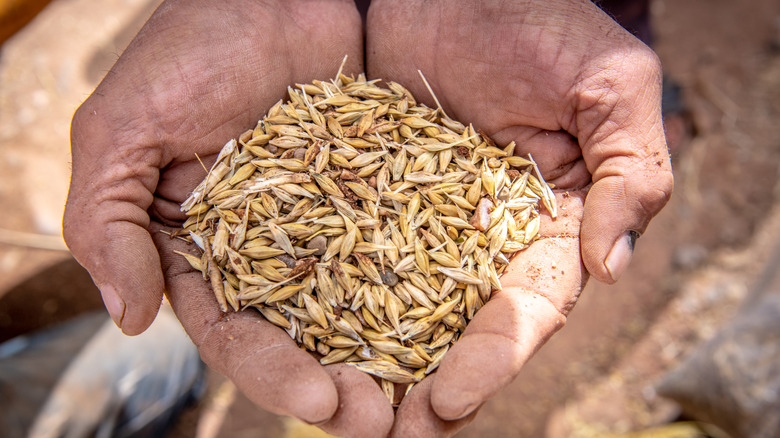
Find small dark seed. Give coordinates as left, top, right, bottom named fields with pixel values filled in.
left=307, top=235, right=328, bottom=256
left=380, top=270, right=399, bottom=287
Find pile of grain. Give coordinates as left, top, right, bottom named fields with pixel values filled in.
left=177, top=72, right=556, bottom=404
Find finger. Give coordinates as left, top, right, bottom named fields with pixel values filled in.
left=62, top=104, right=164, bottom=335
left=153, top=228, right=339, bottom=423
left=391, top=374, right=477, bottom=438
left=150, top=159, right=216, bottom=227
left=430, top=192, right=587, bottom=420
left=319, top=364, right=395, bottom=438
left=491, top=126, right=591, bottom=190
left=574, top=47, right=674, bottom=283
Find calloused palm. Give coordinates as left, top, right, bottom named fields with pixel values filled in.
left=63, top=1, right=395, bottom=436
left=366, top=0, right=673, bottom=436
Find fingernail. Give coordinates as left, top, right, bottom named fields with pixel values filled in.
left=604, top=231, right=639, bottom=282
left=100, top=284, right=126, bottom=330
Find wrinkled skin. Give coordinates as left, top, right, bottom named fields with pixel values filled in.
left=62, top=0, right=672, bottom=437
left=63, top=1, right=393, bottom=436
left=366, top=2, right=672, bottom=434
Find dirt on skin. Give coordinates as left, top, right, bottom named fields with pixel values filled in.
left=1, top=0, right=779, bottom=437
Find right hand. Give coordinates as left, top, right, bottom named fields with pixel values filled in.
left=62, top=1, right=394, bottom=436
left=365, top=0, right=673, bottom=435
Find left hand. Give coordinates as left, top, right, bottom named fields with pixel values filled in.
left=63, top=1, right=394, bottom=436
left=366, top=0, right=673, bottom=435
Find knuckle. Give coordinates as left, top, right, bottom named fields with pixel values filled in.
left=636, top=168, right=674, bottom=219
left=61, top=195, right=93, bottom=260
left=61, top=209, right=79, bottom=248
left=70, top=97, right=100, bottom=150
left=627, top=44, right=662, bottom=76
left=577, top=46, right=663, bottom=106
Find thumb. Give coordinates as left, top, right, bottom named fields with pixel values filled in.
left=576, top=48, right=674, bottom=283
left=62, top=98, right=164, bottom=335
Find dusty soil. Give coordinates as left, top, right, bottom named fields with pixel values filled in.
left=0, top=0, right=778, bottom=437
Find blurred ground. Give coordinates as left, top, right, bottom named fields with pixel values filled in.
left=0, top=0, right=778, bottom=437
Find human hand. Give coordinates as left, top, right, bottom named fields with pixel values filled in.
left=63, top=0, right=394, bottom=435
left=366, top=0, right=673, bottom=435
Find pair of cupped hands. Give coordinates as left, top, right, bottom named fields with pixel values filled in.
left=62, top=0, right=673, bottom=436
